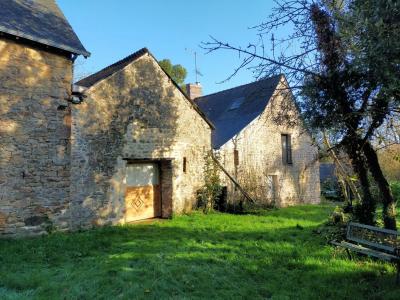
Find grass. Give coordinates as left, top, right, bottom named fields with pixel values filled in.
left=0, top=204, right=399, bottom=299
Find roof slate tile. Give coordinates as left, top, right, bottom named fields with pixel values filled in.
left=0, top=0, right=90, bottom=57
left=196, top=75, right=282, bottom=148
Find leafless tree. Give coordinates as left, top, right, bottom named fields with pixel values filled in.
left=202, top=0, right=400, bottom=229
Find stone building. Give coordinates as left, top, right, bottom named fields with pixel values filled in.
left=0, top=1, right=212, bottom=236
left=195, top=75, right=320, bottom=206
left=71, top=48, right=213, bottom=228
left=0, top=0, right=319, bottom=237
left=0, top=0, right=90, bottom=236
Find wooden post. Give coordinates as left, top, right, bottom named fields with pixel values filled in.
left=211, top=154, right=255, bottom=204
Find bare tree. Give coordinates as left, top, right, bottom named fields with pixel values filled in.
left=202, top=0, right=400, bottom=229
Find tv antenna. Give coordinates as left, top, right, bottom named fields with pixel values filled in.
left=185, top=48, right=203, bottom=84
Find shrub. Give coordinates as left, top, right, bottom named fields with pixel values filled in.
left=197, top=152, right=223, bottom=213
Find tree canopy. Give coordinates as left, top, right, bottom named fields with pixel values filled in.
left=159, top=59, right=188, bottom=91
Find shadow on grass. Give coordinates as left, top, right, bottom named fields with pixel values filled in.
left=227, top=203, right=334, bottom=222
left=0, top=208, right=398, bottom=299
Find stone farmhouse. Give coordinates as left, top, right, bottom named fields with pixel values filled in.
left=0, top=0, right=319, bottom=237
left=71, top=48, right=213, bottom=228
left=194, top=76, right=320, bottom=207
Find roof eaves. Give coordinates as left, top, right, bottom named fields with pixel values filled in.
left=76, top=48, right=214, bottom=130
left=76, top=48, right=149, bottom=88
left=213, top=112, right=263, bottom=149
left=0, top=25, right=91, bottom=57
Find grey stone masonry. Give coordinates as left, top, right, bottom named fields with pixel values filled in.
left=0, top=36, right=73, bottom=236
left=70, top=53, right=212, bottom=228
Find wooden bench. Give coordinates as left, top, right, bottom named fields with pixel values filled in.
left=331, top=222, right=400, bottom=283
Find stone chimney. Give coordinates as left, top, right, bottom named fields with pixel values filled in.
left=186, top=83, right=203, bottom=100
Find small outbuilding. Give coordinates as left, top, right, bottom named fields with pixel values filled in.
left=71, top=48, right=213, bottom=227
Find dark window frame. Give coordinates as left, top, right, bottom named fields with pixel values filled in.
left=281, top=134, right=293, bottom=165
left=183, top=157, right=187, bottom=173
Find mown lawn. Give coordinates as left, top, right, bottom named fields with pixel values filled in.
left=0, top=204, right=399, bottom=299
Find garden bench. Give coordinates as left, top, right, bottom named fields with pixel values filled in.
left=331, top=222, right=400, bottom=284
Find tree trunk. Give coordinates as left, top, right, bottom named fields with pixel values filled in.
left=363, top=141, right=397, bottom=230
left=354, top=158, right=376, bottom=225
left=345, top=140, right=376, bottom=225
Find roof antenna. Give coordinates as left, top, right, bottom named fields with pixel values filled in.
left=186, top=48, right=203, bottom=84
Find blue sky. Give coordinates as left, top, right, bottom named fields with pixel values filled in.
left=58, top=0, right=275, bottom=95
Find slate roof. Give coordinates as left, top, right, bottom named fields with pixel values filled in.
left=0, top=0, right=90, bottom=57
left=76, top=48, right=214, bottom=129
left=196, top=75, right=282, bottom=149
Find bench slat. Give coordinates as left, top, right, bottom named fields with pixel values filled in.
left=347, top=236, right=396, bottom=253
left=331, top=240, right=400, bottom=262
left=347, top=222, right=399, bottom=252
left=348, top=222, right=399, bottom=236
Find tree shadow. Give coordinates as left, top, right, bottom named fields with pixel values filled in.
left=70, top=52, right=211, bottom=229
left=0, top=216, right=398, bottom=298
left=0, top=33, right=73, bottom=236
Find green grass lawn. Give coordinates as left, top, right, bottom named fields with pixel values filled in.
left=0, top=204, right=399, bottom=299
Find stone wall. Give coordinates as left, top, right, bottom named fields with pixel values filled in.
left=218, top=78, right=320, bottom=207
left=0, top=37, right=317, bottom=236
left=71, top=53, right=212, bottom=228
left=0, top=37, right=73, bottom=236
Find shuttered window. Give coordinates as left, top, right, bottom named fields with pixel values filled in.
left=234, top=150, right=239, bottom=166
left=281, top=134, right=293, bottom=165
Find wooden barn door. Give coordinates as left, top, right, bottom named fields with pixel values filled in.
left=125, top=163, right=161, bottom=222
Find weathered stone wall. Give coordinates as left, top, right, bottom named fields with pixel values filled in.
left=0, top=37, right=317, bottom=237
left=0, top=37, right=73, bottom=236
left=218, top=78, right=320, bottom=207
left=71, top=54, right=211, bottom=228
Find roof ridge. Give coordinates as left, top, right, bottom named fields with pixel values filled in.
left=94, top=48, right=149, bottom=75
left=76, top=48, right=149, bottom=87
left=195, top=74, right=283, bottom=100
left=74, top=47, right=215, bottom=129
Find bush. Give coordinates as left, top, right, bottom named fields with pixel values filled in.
left=197, top=152, right=223, bottom=213
left=316, top=206, right=353, bottom=243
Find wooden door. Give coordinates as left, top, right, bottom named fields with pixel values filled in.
left=125, top=163, right=161, bottom=222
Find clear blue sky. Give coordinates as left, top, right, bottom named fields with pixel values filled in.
left=58, top=0, right=274, bottom=95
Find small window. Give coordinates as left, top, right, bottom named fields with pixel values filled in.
left=281, top=134, right=293, bottom=165
left=234, top=150, right=239, bottom=166
left=228, top=97, right=245, bottom=111
left=183, top=157, right=187, bottom=173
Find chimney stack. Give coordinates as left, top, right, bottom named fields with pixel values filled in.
left=186, top=83, right=203, bottom=100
